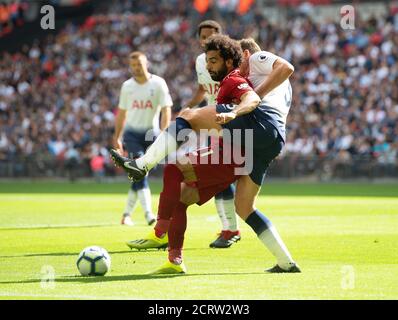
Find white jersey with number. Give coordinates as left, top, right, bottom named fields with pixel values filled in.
left=118, top=74, right=173, bottom=132
left=248, top=51, right=292, bottom=126
left=195, top=53, right=219, bottom=105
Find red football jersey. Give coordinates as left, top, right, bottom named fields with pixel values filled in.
left=187, top=139, right=245, bottom=205
left=216, top=69, right=253, bottom=104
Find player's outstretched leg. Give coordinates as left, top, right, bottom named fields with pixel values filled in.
left=109, top=118, right=193, bottom=181
left=110, top=107, right=222, bottom=181
left=109, top=149, right=148, bottom=181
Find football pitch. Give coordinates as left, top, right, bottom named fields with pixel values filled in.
left=0, top=181, right=397, bottom=300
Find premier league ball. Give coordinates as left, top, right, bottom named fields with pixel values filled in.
left=76, top=246, right=111, bottom=276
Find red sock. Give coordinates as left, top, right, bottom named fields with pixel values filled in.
left=154, top=220, right=169, bottom=238
left=168, top=201, right=187, bottom=264
left=154, top=165, right=184, bottom=236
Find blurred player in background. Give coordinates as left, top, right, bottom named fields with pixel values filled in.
left=184, top=20, right=241, bottom=249
left=113, top=51, right=172, bottom=226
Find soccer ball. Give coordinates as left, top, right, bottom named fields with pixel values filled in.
left=76, top=246, right=111, bottom=276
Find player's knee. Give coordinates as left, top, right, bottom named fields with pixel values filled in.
left=178, top=108, right=195, bottom=122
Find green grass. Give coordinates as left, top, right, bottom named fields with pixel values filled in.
left=0, top=181, right=397, bottom=300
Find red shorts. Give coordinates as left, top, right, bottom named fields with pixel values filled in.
left=185, top=140, right=244, bottom=205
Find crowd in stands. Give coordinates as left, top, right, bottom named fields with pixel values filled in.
left=0, top=1, right=28, bottom=37
left=0, top=0, right=397, bottom=178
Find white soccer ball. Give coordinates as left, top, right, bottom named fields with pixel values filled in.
left=76, top=246, right=111, bottom=276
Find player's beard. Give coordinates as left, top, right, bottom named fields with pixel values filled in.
left=209, top=63, right=228, bottom=82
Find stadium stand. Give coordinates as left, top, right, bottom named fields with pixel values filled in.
left=0, top=1, right=28, bottom=38
left=0, top=0, right=397, bottom=179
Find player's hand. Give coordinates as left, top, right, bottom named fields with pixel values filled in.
left=215, top=112, right=237, bottom=125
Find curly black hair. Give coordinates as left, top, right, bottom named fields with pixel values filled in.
left=204, top=34, right=242, bottom=68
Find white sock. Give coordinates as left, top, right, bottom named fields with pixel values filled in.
left=136, top=130, right=178, bottom=171
left=223, top=199, right=238, bottom=231
left=137, top=188, right=153, bottom=216
left=124, top=189, right=137, bottom=215
left=214, top=198, right=229, bottom=231
left=258, top=226, right=295, bottom=269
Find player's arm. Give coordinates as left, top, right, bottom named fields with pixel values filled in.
left=255, top=57, right=294, bottom=99
left=215, top=83, right=261, bottom=125
left=160, top=106, right=172, bottom=131
left=113, top=83, right=128, bottom=151
left=184, top=84, right=206, bottom=109
left=158, top=79, right=173, bottom=130
left=230, top=90, right=261, bottom=118
left=113, top=108, right=126, bottom=152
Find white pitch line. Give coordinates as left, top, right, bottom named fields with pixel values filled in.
left=205, top=216, right=218, bottom=222
left=0, top=292, right=140, bottom=300
left=0, top=223, right=119, bottom=231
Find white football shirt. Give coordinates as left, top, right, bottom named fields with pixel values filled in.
left=118, top=74, right=173, bottom=132
left=195, top=53, right=219, bottom=105
left=248, top=51, right=292, bottom=126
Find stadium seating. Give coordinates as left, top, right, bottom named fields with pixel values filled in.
left=0, top=0, right=397, bottom=179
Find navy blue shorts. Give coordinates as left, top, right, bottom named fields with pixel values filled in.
left=123, top=129, right=153, bottom=159
left=216, top=104, right=284, bottom=186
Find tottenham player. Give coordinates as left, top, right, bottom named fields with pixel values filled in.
left=184, top=21, right=240, bottom=249
left=120, top=37, right=300, bottom=273
left=114, top=51, right=172, bottom=226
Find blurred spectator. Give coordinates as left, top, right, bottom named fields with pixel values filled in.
left=65, top=145, right=80, bottom=181
left=0, top=1, right=27, bottom=37
left=90, top=153, right=105, bottom=182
